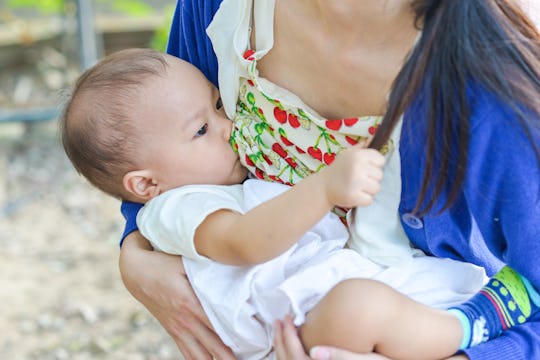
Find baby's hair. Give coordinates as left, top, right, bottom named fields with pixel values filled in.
left=60, top=48, right=168, bottom=200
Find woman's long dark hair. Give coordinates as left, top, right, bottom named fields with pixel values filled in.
left=370, top=0, right=540, bottom=214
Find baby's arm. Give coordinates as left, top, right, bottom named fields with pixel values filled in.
left=300, top=278, right=463, bottom=360
left=195, top=145, right=385, bottom=265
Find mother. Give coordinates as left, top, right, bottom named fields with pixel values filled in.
left=119, top=1, right=540, bottom=359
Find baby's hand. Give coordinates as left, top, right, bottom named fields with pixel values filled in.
left=322, top=145, right=385, bottom=208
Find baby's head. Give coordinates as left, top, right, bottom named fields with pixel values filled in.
left=61, top=48, right=247, bottom=203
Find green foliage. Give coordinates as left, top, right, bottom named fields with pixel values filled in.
left=149, top=4, right=174, bottom=51
left=6, top=0, right=173, bottom=52
left=6, top=0, right=156, bottom=16
left=96, top=0, right=155, bottom=17
left=6, top=0, right=63, bottom=13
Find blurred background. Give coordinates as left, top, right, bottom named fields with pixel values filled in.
left=1, top=1, right=539, bottom=360
left=0, top=0, right=182, bottom=359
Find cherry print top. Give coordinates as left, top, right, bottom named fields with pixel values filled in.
left=231, top=49, right=383, bottom=189
left=207, top=0, right=416, bottom=265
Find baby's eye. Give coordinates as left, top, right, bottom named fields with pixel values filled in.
left=216, top=97, right=223, bottom=110
left=195, top=124, right=208, bottom=137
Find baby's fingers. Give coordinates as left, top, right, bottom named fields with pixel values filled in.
left=363, top=149, right=386, bottom=167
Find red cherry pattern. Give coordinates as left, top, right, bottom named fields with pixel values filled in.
left=272, top=143, right=288, bottom=157
left=368, top=125, right=379, bottom=135
left=281, top=135, right=293, bottom=146
left=285, top=157, right=298, bottom=169
left=278, top=128, right=293, bottom=146
left=235, top=65, right=383, bottom=195
left=326, top=119, right=342, bottom=131
left=255, top=168, right=264, bottom=179
left=243, top=49, right=255, bottom=60
left=345, top=136, right=359, bottom=145
left=245, top=154, right=255, bottom=166
left=326, top=118, right=360, bottom=131
left=323, top=152, right=336, bottom=165
left=344, top=118, right=358, bottom=127
left=274, top=107, right=287, bottom=124
left=288, top=114, right=300, bottom=128
left=268, top=175, right=284, bottom=184
left=262, top=154, right=273, bottom=165
left=307, top=146, right=323, bottom=161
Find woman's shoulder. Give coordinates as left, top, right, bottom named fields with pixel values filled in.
left=176, top=0, right=223, bottom=15
left=167, top=0, right=223, bottom=85
left=169, top=0, right=224, bottom=40
left=467, top=82, right=539, bottom=136
left=467, top=82, right=513, bottom=117
left=403, top=80, right=539, bottom=155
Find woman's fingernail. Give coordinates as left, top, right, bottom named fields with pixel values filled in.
left=310, top=346, right=330, bottom=360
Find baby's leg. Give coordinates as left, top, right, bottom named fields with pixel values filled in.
left=299, top=278, right=463, bottom=360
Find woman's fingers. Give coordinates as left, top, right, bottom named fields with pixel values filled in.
left=119, top=238, right=233, bottom=359
left=176, top=333, right=212, bottom=360
left=175, top=323, right=234, bottom=360
left=187, top=317, right=236, bottom=360
left=283, top=315, right=309, bottom=357
left=310, top=347, right=393, bottom=360
left=166, top=272, right=235, bottom=359
left=274, top=319, right=287, bottom=359
left=274, top=316, right=310, bottom=359
left=165, top=308, right=212, bottom=360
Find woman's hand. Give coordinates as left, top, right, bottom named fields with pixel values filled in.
left=309, top=348, right=468, bottom=360
left=273, top=316, right=468, bottom=360
left=311, top=348, right=392, bottom=360
left=274, top=315, right=311, bottom=360
left=273, top=315, right=389, bottom=360
left=119, top=231, right=235, bottom=360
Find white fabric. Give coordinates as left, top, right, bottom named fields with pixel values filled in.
left=137, top=184, right=244, bottom=261
left=207, top=0, right=275, bottom=120
left=138, top=179, right=486, bottom=360
left=347, top=121, right=422, bottom=265
left=207, top=0, right=415, bottom=266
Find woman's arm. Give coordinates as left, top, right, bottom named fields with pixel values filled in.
left=119, top=231, right=235, bottom=359
left=459, top=96, right=540, bottom=360
left=166, top=0, right=222, bottom=87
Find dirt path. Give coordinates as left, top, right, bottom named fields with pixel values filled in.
left=0, top=121, right=181, bottom=359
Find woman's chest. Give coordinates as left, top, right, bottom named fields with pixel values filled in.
left=256, top=44, right=400, bottom=119
left=251, top=4, right=415, bottom=119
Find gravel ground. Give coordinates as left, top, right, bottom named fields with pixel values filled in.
left=0, top=121, right=182, bottom=359
left=0, top=1, right=184, bottom=357
left=0, top=3, right=187, bottom=357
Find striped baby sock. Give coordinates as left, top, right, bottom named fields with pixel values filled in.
left=448, top=266, right=540, bottom=349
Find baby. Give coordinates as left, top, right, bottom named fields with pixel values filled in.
left=61, top=48, right=539, bottom=360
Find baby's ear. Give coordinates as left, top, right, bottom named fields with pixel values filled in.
left=123, top=170, right=161, bottom=202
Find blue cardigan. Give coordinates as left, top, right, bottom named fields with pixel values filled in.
left=121, top=1, right=540, bottom=358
